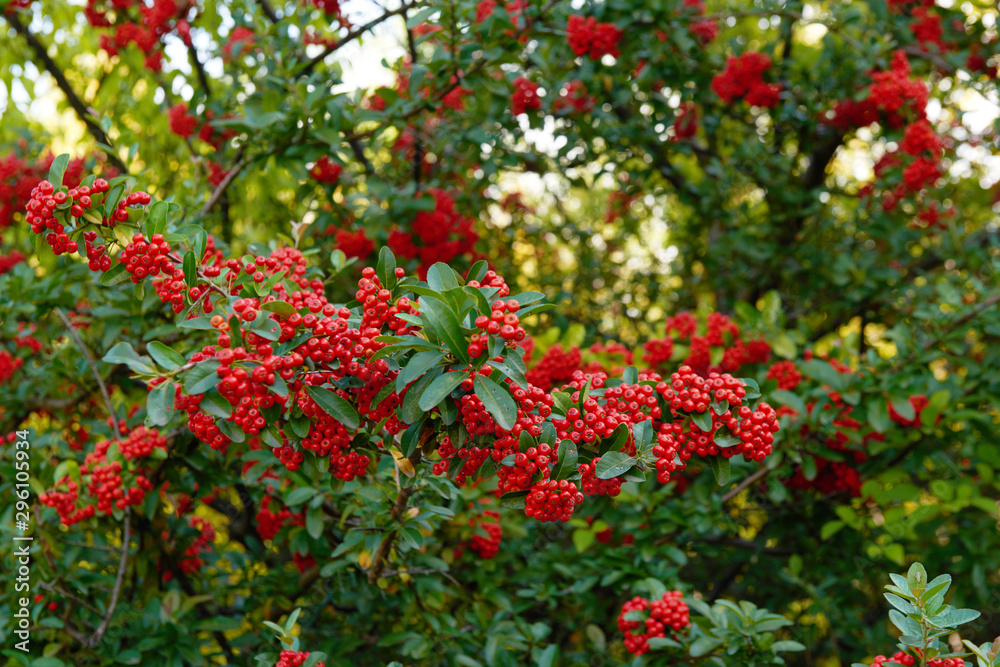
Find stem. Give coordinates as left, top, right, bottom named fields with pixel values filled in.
left=86, top=508, right=131, bottom=647
left=367, top=424, right=435, bottom=583
left=54, top=308, right=121, bottom=443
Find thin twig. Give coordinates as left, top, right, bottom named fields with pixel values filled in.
left=200, top=154, right=248, bottom=216
left=39, top=582, right=103, bottom=616
left=55, top=308, right=121, bottom=443
left=299, top=2, right=419, bottom=76
left=86, top=508, right=131, bottom=647
left=721, top=465, right=771, bottom=504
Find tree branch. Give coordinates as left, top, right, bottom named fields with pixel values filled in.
left=299, top=2, right=418, bottom=76
left=86, top=509, right=130, bottom=647
left=54, top=308, right=121, bottom=443
left=7, top=13, right=128, bottom=173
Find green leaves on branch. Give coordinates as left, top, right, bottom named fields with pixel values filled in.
left=305, top=386, right=361, bottom=429
left=474, top=374, right=516, bottom=431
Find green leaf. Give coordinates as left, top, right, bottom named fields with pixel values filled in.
left=147, top=341, right=186, bottom=370
left=799, top=359, right=847, bottom=391
left=306, top=506, right=323, bottom=539
left=595, top=451, right=636, bottom=479
left=261, top=301, right=297, bottom=317
left=474, top=374, right=517, bottom=431
left=183, top=360, right=221, bottom=395
left=426, top=262, right=462, bottom=291
left=890, top=396, right=916, bottom=422
left=572, top=528, right=595, bottom=552
left=375, top=246, right=397, bottom=290
left=770, top=389, right=807, bottom=416
left=771, top=641, right=806, bottom=652
left=182, top=251, right=197, bottom=285
left=499, top=490, right=529, bottom=509
left=418, top=297, right=470, bottom=363
left=47, top=154, right=70, bottom=185
left=692, top=410, right=714, bottom=432
left=284, top=487, right=318, bottom=506
left=868, top=399, right=890, bottom=433
left=551, top=440, right=578, bottom=481
left=146, top=382, right=174, bottom=426
left=100, top=261, right=129, bottom=286
left=708, top=456, right=731, bottom=486
left=103, top=341, right=156, bottom=374
left=418, top=371, right=465, bottom=411
left=305, top=386, right=361, bottom=429
left=396, top=350, right=445, bottom=391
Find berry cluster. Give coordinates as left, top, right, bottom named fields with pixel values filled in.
left=524, top=479, right=584, bottom=522
left=468, top=510, right=502, bottom=559
left=511, top=76, right=541, bottom=115
left=40, top=428, right=162, bottom=524
left=310, top=155, right=343, bottom=184
left=276, top=651, right=325, bottom=667
left=710, top=52, right=782, bottom=107
left=386, top=188, right=479, bottom=277
left=119, top=233, right=174, bottom=282
left=618, top=591, right=691, bottom=656
left=566, top=15, right=622, bottom=60
left=867, top=652, right=962, bottom=667
left=644, top=311, right=771, bottom=377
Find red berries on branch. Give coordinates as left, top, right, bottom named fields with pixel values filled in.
left=618, top=590, right=691, bottom=656
left=711, top=52, right=782, bottom=108
left=566, top=15, right=623, bottom=60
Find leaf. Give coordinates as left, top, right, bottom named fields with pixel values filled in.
left=689, top=636, right=723, bottom=657
left=147, top=341, right=186, bottom=370
left=305, top=386, right=361, bottom=429
left=708, top=456, right=730, bottom=486
left=621, top=366, right=638, bottom=384
left=183, top=360, right=221, bottom=395
left=426, top=262, right=462, bottom=291
left=396, top=350, right=445, bottom=391
left=306, top=506, right=323, bottom=539
left=103, top=341, right=156, bottom=374
left=890, top=396, right=916, bottom=422
left=770, top=389, right=806, bottom=416
left=100, top=262, right=129, bottom=286
left=771, top=641, right=806, bottom=652
left=146, top=383, right=174, bottom=426
left=799, top=359, right=847, bottom=391
left=284, top=487, right=318, bottom=506
left=868, top=399, right=890, bottom=433
left=418, top=296, right=469, bottom=363
left=419, top=371, right=465, bottom=411
left=47, top=154, right=70, bottom=185
left=183, top=251, right=197, bottom=285
left=474, top=374, right=517, bottom=431
left=692, top=410, right=714, bottom=432
left=375, top=246, right=397, bottom=290
left=499, top=490, right=529, bottom=509
left=551, top=440, right=578, bottom=481
left=261, top=301, right=297, bottom=317
left=595, top=451, right=636, bottom=479
left=572, top=528, right=595, bottom=552
left=400, top=419, right=426, bottom=458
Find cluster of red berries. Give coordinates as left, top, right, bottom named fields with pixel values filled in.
left=119, top=233, right=174, bottom=282
left=33, top=594, right=59, bottom=613
left=578, top=456, right=623, bottom=496
left=26, top=177, right=114, bottom=255
left=510, top=76, right=541, bottom=115
left=0, top=350, right=24, bottom=384
left=256, top=497, right=305, bottom=541
left=276, top=651, right=324, bottom=667
left=618, top=591, right=691, bottom=656
left=310, top=155, right=343, bottom=184
left=386, top=188, right=479, bottom=277
left=524, top=345, right=582, bottom=391
left=524, top=479, right=584, bottom=522
left=470, top=298, right=526, bottom=356
left=566, top=15, right=622, bottom=60
left=468, top=510, right=503, bottom=559
left=710, top=52, right=782, bottom=107
left=644, top=311, right=771, bottom=377
left=2, top=151, right=86, bottom=228
left=40, top=429, right=159, bottom=524
left=867, top=652, right=962, bottom=667
left=766, top=360, right=802, bottom=390
left=88, top=0, right=190, bottom=72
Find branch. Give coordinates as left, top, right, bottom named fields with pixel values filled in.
left=6, top=13, right=128, bottom=173
left=54, top=308, right=121, bottom=443
left=199, top=153, right=247, bottom=217
left=721, top=465, right=771, bottom=504
left=299, top=2, right=418, bottom=76
left=86, top=508, right=130, bottom=647
left=188, top=44, right=212, bottom=100
left=258, top=0, right=280, bottom=23
left=368, top=424, right=435, bottom=583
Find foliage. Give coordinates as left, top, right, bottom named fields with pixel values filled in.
left=1, top=0, right=1000, bottom=665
